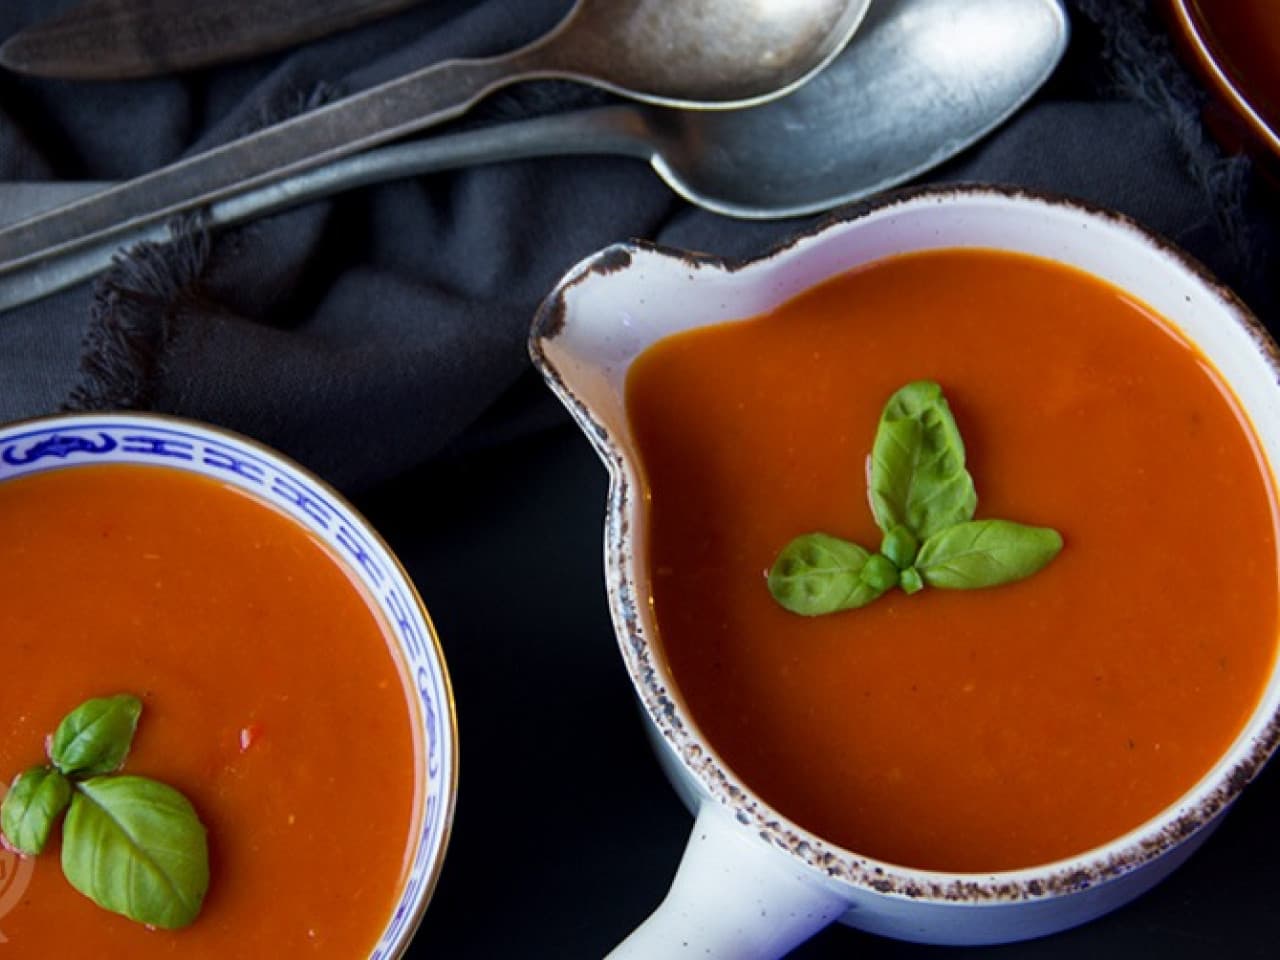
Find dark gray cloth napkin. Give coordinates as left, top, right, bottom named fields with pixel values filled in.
left=1, top=0, right=1276, bottom=492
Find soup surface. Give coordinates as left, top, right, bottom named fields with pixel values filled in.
left=0, top=463, right=420, bottom=955
left=626, top=248, right=1279, bottom=872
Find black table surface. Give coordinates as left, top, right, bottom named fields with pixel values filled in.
left=361, top=411, right=1280, bottom=959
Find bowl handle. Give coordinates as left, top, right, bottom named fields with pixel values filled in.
left=605, top=803, right=849, bottom=959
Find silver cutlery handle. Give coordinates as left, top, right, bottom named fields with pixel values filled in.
left=0, top=106, right=655, bottom=311
left=0, top=48, right=550, bottom=277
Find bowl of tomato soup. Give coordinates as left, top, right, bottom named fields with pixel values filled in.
left=530, top=186, right=1280, bottom=955
left=0, top=413, right=456, bottom=957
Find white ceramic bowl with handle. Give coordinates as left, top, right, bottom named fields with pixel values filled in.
left=529, top=186, right=1280, bottom=957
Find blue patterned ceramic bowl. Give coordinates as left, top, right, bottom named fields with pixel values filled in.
left=0, top=412, right=457, bottom=959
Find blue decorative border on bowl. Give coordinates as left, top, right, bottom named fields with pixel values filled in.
left=0, top=417, right=453, bottom=957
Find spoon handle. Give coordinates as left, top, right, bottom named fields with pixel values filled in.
left=0, top=105, right=657, bottom=312
left=0, top=32, right=565, bottom=277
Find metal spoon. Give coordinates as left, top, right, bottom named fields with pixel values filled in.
left=0, top=0, right=871, bottom=275
left=0, top=0, right=1068, bottom=310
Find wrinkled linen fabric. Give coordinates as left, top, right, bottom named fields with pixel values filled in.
left=0, top=0, right=1276, bottom=492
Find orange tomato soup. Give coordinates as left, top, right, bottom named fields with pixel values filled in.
left=626, top=249, right=1280, bottom=872
left=0, top=464, right=420, bottom=955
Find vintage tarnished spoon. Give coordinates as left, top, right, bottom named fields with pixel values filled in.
left=0, top=0, right=871, bottom=277
left=0, top=0, right=1068, bottom=312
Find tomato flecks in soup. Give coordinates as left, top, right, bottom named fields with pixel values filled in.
left=625, top=249, right=1280, bottom=873
left=0, top=464, right=421, bottom=956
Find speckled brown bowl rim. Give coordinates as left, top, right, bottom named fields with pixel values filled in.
left=529, top=183, right=1280, bottom=904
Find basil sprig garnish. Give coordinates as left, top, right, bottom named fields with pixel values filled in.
left=768, top=381, right=1062, bottom=616
left=0, top=695, right=210, bottom=930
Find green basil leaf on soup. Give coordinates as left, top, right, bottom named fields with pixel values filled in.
left=880, top=524, right=920, bottom=570
left=916, top=519, right=1063, bottom=589
left=899, top=566, right=925, bottom=594
left=61, top=775, right=209, bottom=930
left=869, top=380, right=977, bottom=541
left=50, top=694, right=143, bottom=777
left=1, top=766, right=72, bottom=855
left=768, top=533, right=893, bottom=615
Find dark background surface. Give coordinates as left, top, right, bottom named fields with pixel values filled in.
left=3, top=0, right=1280, bottom=956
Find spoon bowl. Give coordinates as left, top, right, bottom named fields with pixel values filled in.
left=646, top=0, right=1068, bottom=216
left=543, top=0, right=872, bottom=107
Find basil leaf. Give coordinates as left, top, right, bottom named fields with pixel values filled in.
left=880, top=525, right=920, bottom=570
left=899, top=567, right=924, bottom=594
left=916, top=519, right=1063, bottom=589
left=51, top=695, right=142, bottom=777
left=1, top=766, right=72, bottom=855
left=768, top=533, right=892, bottom=615
left=869, top=380, right=977, bottom=541
left=861, top=553, right=900, bottom=593
left=62, top=776, right=209, bottom=930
